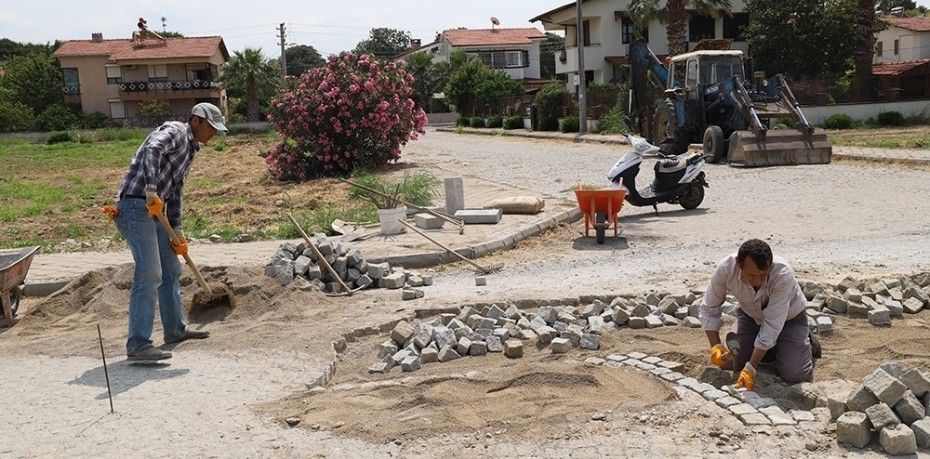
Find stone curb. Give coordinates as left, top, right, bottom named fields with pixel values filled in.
left=832, top=151, right=930, bottom=168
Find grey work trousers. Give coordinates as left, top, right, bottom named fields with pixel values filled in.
left=734, top=309, right=814, bottom=384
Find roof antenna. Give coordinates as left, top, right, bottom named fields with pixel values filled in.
left=491, top=17, right=500, bottom=31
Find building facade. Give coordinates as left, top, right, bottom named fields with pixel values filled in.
left=530, top=0, right=748, bottom=92
left=874, top=16, right=930, bottom=64
left=54, top=33, right=229, bottom=120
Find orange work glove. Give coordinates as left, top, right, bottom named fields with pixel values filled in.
left=710, top=344, right=733, bottom=368
left=171, top=236, right=188, bottom=257
left=101, top=205, right=120, bottom=220
left=145, top=193, right=164, bottom=217
left=734, top=362, right=757, bottom=391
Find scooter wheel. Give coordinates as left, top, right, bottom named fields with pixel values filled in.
left=595, top=213, right=607, bottom=244
left=679, top=182, right=704, bottom=210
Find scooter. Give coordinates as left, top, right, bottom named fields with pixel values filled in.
left=607, top=135, right=708, bottom=213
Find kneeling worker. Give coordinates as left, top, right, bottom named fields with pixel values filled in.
left=700, top=239, right=814, bottom=390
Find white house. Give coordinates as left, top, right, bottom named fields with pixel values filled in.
left=874, top=16, right=930, bottom=63
left=529, top=0, right=748, bottom=92
left=396, top=27, right=546, bottom=81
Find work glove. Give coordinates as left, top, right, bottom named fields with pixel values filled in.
left=734, top=362, right=757, bottom=391
left=171, top=235, right=188, bottom=257
left=145, top=192, right=164, bottom=217
left=710, top=344, right=733, bottom=368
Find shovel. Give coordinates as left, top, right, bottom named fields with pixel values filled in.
left=152, top=212, right=234, bottom=313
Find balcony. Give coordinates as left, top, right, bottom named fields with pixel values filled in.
left=555, top=45, right=607, bottom=75
left=118, top=79, right=222, bottom=101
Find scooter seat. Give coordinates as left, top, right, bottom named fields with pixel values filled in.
left=655, top=157, right=686, bottom=173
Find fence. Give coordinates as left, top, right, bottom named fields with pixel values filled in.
left=785, top=75, right=930, bottom=105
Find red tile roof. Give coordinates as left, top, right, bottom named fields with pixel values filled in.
left=442, top=28, right=546, bottom=47
left=887, top=16, right=930, bottom=32
left=54, top=36, right=229, bottom=61
left=872, top=59, right=930, bottom=76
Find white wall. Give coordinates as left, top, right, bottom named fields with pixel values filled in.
left=435, top=40, right=542, bottom=80
left=802, top=99, right=930, bottom=124
left=874, top=26, right=930, bottom=63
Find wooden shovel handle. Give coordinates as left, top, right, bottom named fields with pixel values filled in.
left=154, top=212, right=212, bottom=295
left=287, top=212, right=353, bottom=296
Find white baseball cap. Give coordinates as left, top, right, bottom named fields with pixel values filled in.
left=191, top=102, right=228, bottom=132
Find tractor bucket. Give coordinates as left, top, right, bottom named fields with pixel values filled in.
left=727, top=129, right=832, bottom=167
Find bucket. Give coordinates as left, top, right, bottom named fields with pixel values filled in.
left=378, top=206, right=407, bottom=235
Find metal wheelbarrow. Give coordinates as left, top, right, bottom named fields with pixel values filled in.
left=574, top=186, right=626, bottom=244
left=0, top=246, right=40, bottom=327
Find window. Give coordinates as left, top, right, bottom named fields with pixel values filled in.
left=621, top=16, right=649, bottom=44
left=187, top=63, right=213, bottom=81
left=505, top=51, right=522, bottom=68
left=671, top=62, right=686, bottom=87
left=894, top=39, right=900, bottom=55
left=467, top=50, right=529, bottom=69
left=582, top=20, right=591, bottom=47
left=148, top=64, right=168, bottom=81
left=723, top=13, right=749, bottom=40
left=109, top=100, right=125, bottom=119
left=105, top=65, right=122, bottom=84
left=689, top=16, right=716, bottom=42
left=685, top=59, right=699, bottom=88
left=876, top=41, right=883, bottom=57
left=62, top=68, right=79, bottom=94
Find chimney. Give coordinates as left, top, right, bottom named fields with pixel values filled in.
left=91, top=33, right=103, bottom=42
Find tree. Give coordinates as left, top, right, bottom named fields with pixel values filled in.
left=852, top=0, right=878, bottom=99
left=0, top=52, right=64, bottom=113
left=629, top=0, right=732, bottom=56
left=0, top=38, right=61, bottom=61
left=221, top=48, right=279, bottom=122
left=355, top=28, right=412, bottom=59
left=284, top=44, right=325, bottom=77
left=160, top=31, right=184, bottom=38
left=404, top=52, right=437, bottom=111
left=474, top=71, right=524, bottom=115
left=445, top=57, right=489, bottom=116
left=743, top=0, right=859, bottom=79
left=539, top=33, right=565, bottom=80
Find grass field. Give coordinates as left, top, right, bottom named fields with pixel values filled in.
left=827, top=125, right=930, bottom=149
left=0, top=129, right=437, bottom=251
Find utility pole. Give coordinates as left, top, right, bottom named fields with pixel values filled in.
left=575, top=0, right=587, bottom=133
left=277, top=22, right=288, bottom=85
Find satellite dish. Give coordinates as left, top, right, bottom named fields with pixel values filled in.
left=491, top=17, right=501, bottom=28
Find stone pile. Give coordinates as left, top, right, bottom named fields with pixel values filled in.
left=800, top=273, right=929, bottom=331
left=831, top=363, right=930, bottom=454
left=264, top=238, right=432, bottom=295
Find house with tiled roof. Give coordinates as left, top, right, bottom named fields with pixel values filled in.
left=397, top=27, right=547, bottom=82
left=875, top=16, right=930, bottom=64
left=53, top=28, right=229, bottom=120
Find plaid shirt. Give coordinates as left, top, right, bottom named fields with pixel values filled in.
left=118, top=121, right=199, bottom=230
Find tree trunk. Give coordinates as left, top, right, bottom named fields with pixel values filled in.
left=853, top=0, right=876, bottom=100
left=246, top=78, right=259, bottom=122
left=667, top=0, right=689, bottom=56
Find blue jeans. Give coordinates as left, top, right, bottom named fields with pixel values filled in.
left=114, top=198, right=188, bottom=354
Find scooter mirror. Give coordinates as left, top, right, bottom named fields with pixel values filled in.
left=626, top=135, right=661, bottom=157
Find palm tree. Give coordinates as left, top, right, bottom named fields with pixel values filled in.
left=222, top=48, right=279, bottom=122
left=852, top=0, right=878, bottom=100
left=629, top=0, right=733, bottom=56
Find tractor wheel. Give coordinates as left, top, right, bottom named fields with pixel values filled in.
left=651, top=99, right=677, bottom=145
left=679, top=181, right=705, bottom=210
left=703, top=125, right=726, bottom=163
left=595, top=213, right=607, bottom=244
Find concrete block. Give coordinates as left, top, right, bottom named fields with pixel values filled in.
left=434, top=329, right=457, bottom=350
left=682, top=316, right=702, bottom=328
left=401, top=355, right=421, bottom=372
left=504, top=339, right=523, bottom=358
left=486, top=335, right=503, bottom=352
left=846, top=384, right=881, bottom=412
left=905, top=285, right=929, bottom=304
left=550, top=337, right=571, bottom=354
left=836, top=411, right=873, bottom=448
left=537, top=326, right=556, bottom=345
left=716, top=396, right=741, bottom=408
left=402, top=287, right=424, bottom=301
left=866, top=403, right=901, bottom=430
left=827, top=395, right=847, bottom=420
left=740, top=413, right=772, bottom=426
left=825, top=295, right=848, bottom=314
left=456, top=337, right=472, bottom=356
left=444, top=177, right=464, bottom=214
left=406, top=275, right=424, bottom=288
left=611, top=307, right=630, bottom=326
left=703, top=389, right=728, bottom=401
left=367, top=262, right=391, bottom=279
left=661, top=372, right=686, bottom=383
left=630, top=303, right=651, bottom=317
left=412, top=329, right=432, bottom=350
left=912, top=418, right=930, bottom=449
left=844, top=287, right=863, bottom=303
left=475, top=276, right=487, bottom=287
left=868, top=305, right=892, bottom=326
left=438, top=345, right=461, bottom=362
left=900, top=369, right=930, bottom=397
left=379, top=340, right=399, bottom=359
left=454, top=208, right=502, bottom=225
left=380, top=271, right=406, bottom=289
left=469, top=340, right=488, bottom=356
left=628, top=317, right=647, bottom=329
left=880, top=424, right=918, bottom=456
left=414, top=213, right=444, bottom=230
left=627, top=352, right=648, bottom=360
left=579, top=334, right=601, bottom=350
left=759, top=406, right=796, bottom=426
left=420, top=347, right=439, bottom=364
left=846, top=302, right=870, bottom=318
left=391, top=349, right=412, bottom=366
left=864, top=368, right=908, bottom=406
left=644, top=315, right=664, bottom=328
left=561, top=327, right=582, bottom=347
left=519, top=329, right=538, bottom=340
left=391, top=321, right=415, bottom=345
left=903, top=297, right=925, bottom=314
left=790, top=410, right=817, bottom=422
left=662, top=314, right=679, bottom=326
left=354, top=275, right=373, bottom=289
left=368, top=362, right=390, bottom=374
left=887, top=299, right=904, bottom=318
left=587, top=316, right=607, bottom=334
left=894, top=391, right=926, bottom=425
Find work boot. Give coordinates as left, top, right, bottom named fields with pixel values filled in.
left=165, top=329, right=210, bottom=344
left=128, top=346, right=172, bottom=361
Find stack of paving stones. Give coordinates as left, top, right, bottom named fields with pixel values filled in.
left=264, top=239, right=432, bottom=296
left=799, top=273, right=929, bottom=333
left=829, top=363, right=930, bottom=455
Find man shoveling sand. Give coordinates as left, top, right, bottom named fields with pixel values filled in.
left=112, top=103, right=227, bottom=362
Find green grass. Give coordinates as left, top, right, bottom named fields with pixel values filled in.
left=274, top=203, right=379, bottom=239
left=0, top=180, right=66, bottom=222
left=827, top=126, right=930, bottom=149
left=348, top=172, right=441, bottom=208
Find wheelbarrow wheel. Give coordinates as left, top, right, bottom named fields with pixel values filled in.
left=595, top=213, right=607, bottom=244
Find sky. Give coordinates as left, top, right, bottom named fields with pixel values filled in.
left=0, top=0, right=571, bottom=57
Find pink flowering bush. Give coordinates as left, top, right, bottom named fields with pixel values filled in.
left=265, top=52, right=428, bottom=180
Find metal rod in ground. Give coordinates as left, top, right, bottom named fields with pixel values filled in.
left=338, top=178, right=465, bottom=234
left=286, top=212, right=353, bottom=296
left=397, top=220, right=496, bottom=274
left=97, top=324, right=114, bottom=414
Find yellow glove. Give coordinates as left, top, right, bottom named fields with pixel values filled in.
left=145, top=193, right=164, bottom=217
left=734, top=363, right=757, bottom=390
left=171, top=236, right=188, bottom=257
left=710, top=344, right=733, bottom=368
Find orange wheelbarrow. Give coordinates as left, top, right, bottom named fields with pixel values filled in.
left=574, top=186, right=626, bottom=244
